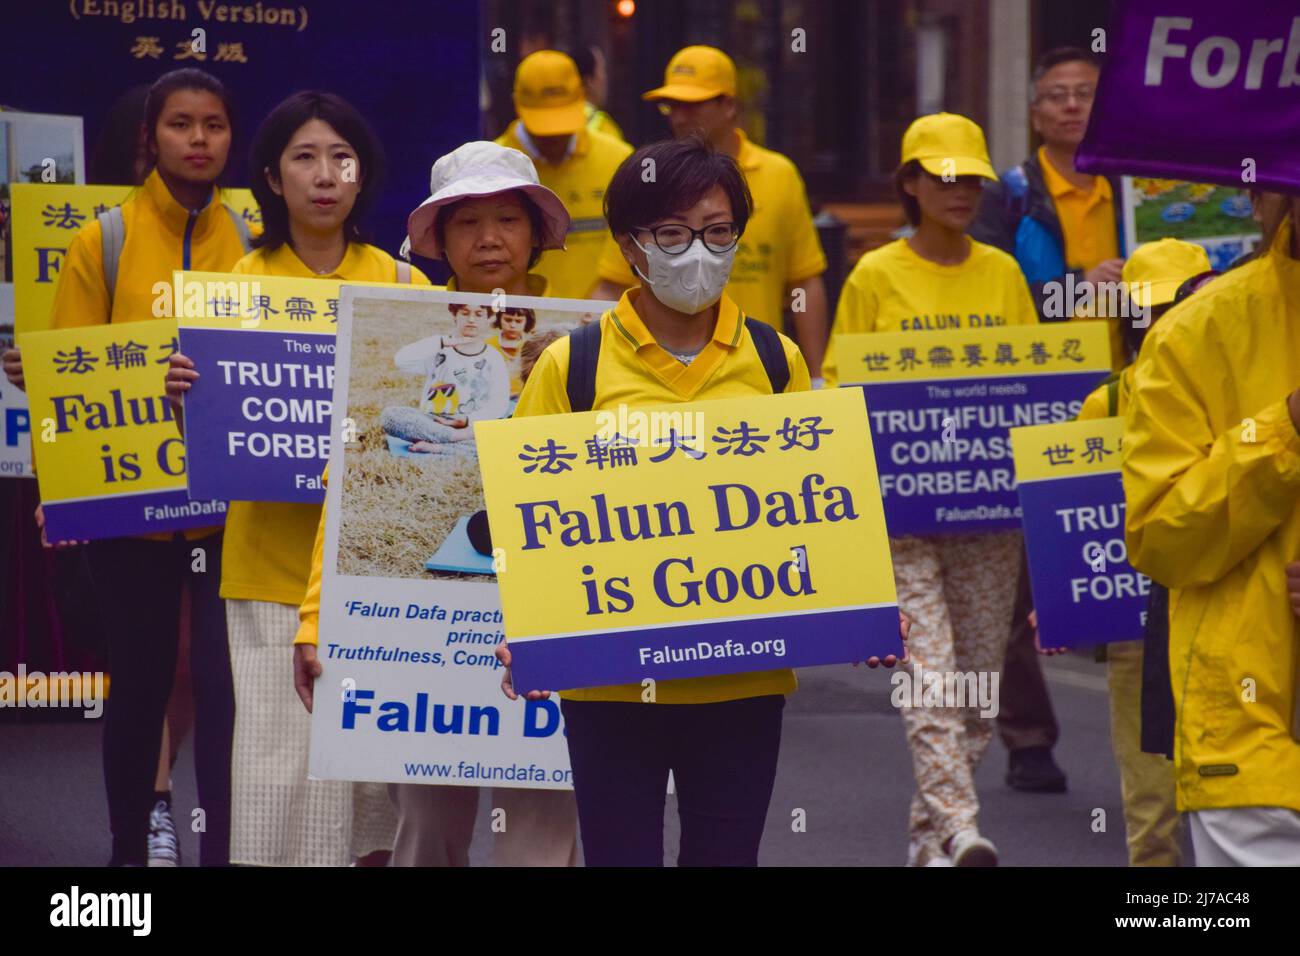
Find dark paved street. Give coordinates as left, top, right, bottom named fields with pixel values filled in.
left=1, top=653, right=1159, bottom=866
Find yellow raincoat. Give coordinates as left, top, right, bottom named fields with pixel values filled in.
left=1123, top=218, right=1300, bottom=814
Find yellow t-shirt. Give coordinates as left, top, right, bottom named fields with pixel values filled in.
left=1039, top=146, right=1125, bottom=370
left=219, top=242, right=430, bottom=605
left=495, top=122, right=632, bottom=300
left=485, top=333, right=524, bottom=396
left=596, top=129, right=827, bottom=331
left=822, top=237, right=1039, bottom=386
left=510, top=289, right=810, bottom=705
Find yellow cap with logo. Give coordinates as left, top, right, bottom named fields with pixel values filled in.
left=1121, top=238, right=1212, bottom=309
left=900, top=112, right=997, bottom=181
left=514, top=50, right=586, bottom=136
left=642, top=45, right=737, bottom=102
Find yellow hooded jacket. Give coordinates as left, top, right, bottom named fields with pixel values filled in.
left=1122, top=219, right=1300, bottom=814
left=47, top=168, right=250, bottom=541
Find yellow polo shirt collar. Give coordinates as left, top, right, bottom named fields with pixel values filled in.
left=1039, top=145, right=1112, bottom=208
left=607, top=288, right=744, bottom=397
left=505, top=120, right=590, bottom=163
left=732, top=128, right=762, bottom=172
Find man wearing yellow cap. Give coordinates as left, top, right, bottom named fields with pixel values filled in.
left=590, top=45, right=831, bottom=380
left=1070, top=238, right=1212, bottom=868
left=496, top=50, right=632, bottom=300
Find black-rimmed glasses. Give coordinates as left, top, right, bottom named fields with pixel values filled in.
left=635, top=222, right=740, bottom=255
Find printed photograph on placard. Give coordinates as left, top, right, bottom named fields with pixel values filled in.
left=0, top=111, right=85, bottom=282
left=337, top=290, right=608, bottom=582
left=1122, top=177, right=1263, bottom=271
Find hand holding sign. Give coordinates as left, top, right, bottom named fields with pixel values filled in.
left=164, top=352, right=198, bottom=434
left=35, top=504, right=86, bottom=549
left=494, top=641, right=552, bottom=702
left=2, top=347, right=23, bottom=390
left=293, top=644, right=323, bottom=714
left=853, top=610, right=912, bottom=668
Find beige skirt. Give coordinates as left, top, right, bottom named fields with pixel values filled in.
left=227, top=598, right=395, bottom=866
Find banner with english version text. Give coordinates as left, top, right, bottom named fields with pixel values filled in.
left=831, top=323, right=1111, bottom=536
left=1012, top=417, right=1150, bottom=648
left=477, top=388, right=902, bottom=694
left=18, top=318, right=226, bottom=541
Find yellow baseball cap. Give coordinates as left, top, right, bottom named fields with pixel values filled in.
left=900, top=112, right=997, bottom=181
left=1121, top=238, right=1212, bottom=309
left=514, top=50, right=585, bottom=137
left=642, top=45, right=736, bottom=102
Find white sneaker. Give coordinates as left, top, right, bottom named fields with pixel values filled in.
left=947, top=829, right=998, bottom=867
left=147, top=799, right=180, bottom=867
left=906, top=839, right=953, bottom=867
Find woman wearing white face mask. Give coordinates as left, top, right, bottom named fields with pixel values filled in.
left=499, top=135, right=911, bottom=866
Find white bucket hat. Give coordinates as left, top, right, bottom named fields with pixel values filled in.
left=403, top=141, right=570, bottom=260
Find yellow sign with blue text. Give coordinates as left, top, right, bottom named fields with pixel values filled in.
left=1012, top=416, right=1125, bottom=483
left=830, top=322, right=1112, bottom=536
left=173, top=270, right=346, bottom=333
left=477, top=387, right=902, bottom=691
left=1011, top=416, right=1146, bottom=647
left=829, top=322, right=1111, bottom=385
left=9, top=183, right=259, bottom=333
left=18, top=318, right=225, bottom=541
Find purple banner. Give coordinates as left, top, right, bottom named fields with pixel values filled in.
left=44, top=490, right=226, bottom=542
left=1018, top=474, right=1150, bottom=649
left=179, top=327, right=334, bottom=504
left=1077, top=1, right=1300, bottom=191
left=507, top=604, right=902, bottom=693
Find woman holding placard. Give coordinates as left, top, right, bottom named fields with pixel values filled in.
left=165, top=91, right=431, bottom=867
left=294, top=140, right=581, bottom=866
left=823, top=113, right=1038, bottom=867
left=493, top=136, right=909, bottom=867
left=2, top=68, right=250, bottom=867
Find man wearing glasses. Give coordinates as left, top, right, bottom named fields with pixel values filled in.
left=974, top=48, right=1126, bottom=353
left=972, top=47, right=1126, bottom=802
left=591, top=45, right=831, bottom=384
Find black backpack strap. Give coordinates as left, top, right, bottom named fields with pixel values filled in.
left=745, top=316, right=790, bottom=394
left=565, top=317, right=604, bottom=412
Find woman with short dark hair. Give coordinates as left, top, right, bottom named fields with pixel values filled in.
left=498, top=136, right=908, bottom=866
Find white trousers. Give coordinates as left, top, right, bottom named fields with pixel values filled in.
left=1188, top=807, right=1300, bottom=866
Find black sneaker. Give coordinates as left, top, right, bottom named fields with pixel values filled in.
left=1006, top=746, right=1068, bottom=793
left=147, top=799, right=181, bottom=867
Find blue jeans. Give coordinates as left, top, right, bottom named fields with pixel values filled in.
left=560, top=695, right=785, bottom=866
